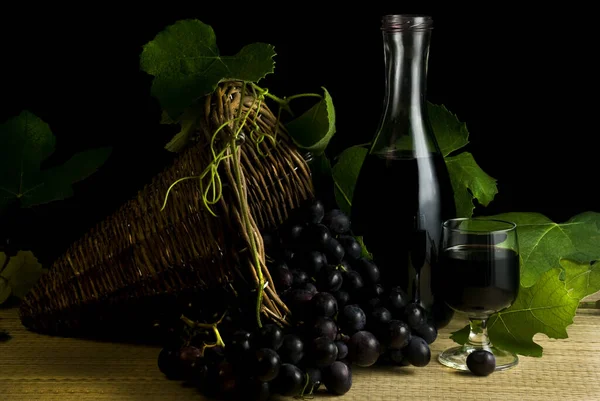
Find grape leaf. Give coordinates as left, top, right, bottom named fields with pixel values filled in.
left=428, top=103, right=469, bottom=157
left=355, top=236, right=373, bottom=260
left=140, top=19, right=276, bottom=122
left=285, top=87, right=336, bottom=156
left=331, top=145, right=368, bottom=216
left=330, top=103, right=497, bottom=218
left=562, top=255, right=600, bottom=300
left=450, top=268, right=580, bottom=357
left=0, top=251, right=46, bottom=303
left=0, top=111, right=112, bottom=212
left=484, top=212, right=600, bottom=288
left=445, top=152, right=498, bottom=217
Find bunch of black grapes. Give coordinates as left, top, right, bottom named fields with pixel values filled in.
left=155, top=199, right=437, bottom=400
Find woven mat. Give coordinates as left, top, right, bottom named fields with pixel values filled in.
left=1, top=306, right=599, bottom=401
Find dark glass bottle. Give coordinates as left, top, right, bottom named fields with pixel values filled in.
left=351, top=15, right=457, bottom=328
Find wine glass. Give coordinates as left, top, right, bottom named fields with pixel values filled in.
left=437, top=217, right=520, bottom=371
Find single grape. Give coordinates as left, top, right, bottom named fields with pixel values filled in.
left=338, top=304, right=366, bottom=334
left=302, top=223, right=332, bottom=249
left=387, top=286, right=409, bottom=314
left=272, top=363, right=305, bottom=396
left=272, top=262, right=293, bottom=292
left=322, top=361, right=353, bottom=395
left=254, top=348, right=281, bottom=382
left=178, top=345, right=203, bottom=372
left=360, top=283, right=385, bottom=301
left=279, top=334, right=304, bottom=364
left=216, top=360, right=238, bottom=395
left=404, top=302, right=427, bottom=329
left=282, top=223, right=305, bottom=247
left=323, top=209, right=351, bottom=234
left=332, top=290, right=351, bottom=310
left=309, top=316, right=338, bottom=341
left=388, top=348, right=410, bottom=366
left=300, top=282, right=318, bottom=295
left=257, top=324, right=284, bottom=351
left=337, top=235, right=362, bottom=260
left=347, top=331, right=380, bottom=367
left=303, top=199, right=325, bottom=224
left=325, top=237, right=345, bottom=264
left=335, top=340, right=349, bottom=360
left=367, top=307, right=392, bottom=336
left=414, top=322, right=438, bottom=344
left=467, top=350, right=496, bottom=376
left=238, top=378, right=270, bottom=401
left=341, top=270, right=364, bottom=294
left=405, top=336, right=431, bottom=367
left=291, top=269, right=309, bottom=288
left=226, top=330, right=253, bottom=366
left=353, top=257, right=380, bottom=284
left=304, top=367, right=322, bottom=393
left=157, top=347, right=183, bottom=379
left=386, top=320, right=412, bottom=349
left=316, top=267, right=343, bottom=293
left=311, top=292, right=338, bottom=318
left=291, top=250, right=327, bottom=276
left=310, top=336, right=339, bottom=368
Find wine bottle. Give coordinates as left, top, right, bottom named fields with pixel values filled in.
left=351, top=14, right=457, bottom=328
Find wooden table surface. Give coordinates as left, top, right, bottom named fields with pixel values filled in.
left=1, top=305, right=599, bottom=401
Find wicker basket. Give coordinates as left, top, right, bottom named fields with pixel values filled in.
left=18, top=81, right=314, bottom=339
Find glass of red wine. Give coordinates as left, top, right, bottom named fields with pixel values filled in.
left=437, top=217, right=520, bottom=371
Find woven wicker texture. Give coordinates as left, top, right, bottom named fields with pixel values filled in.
left=2, top=306, right=599, bottom=401
left=17, top=81, right=314, bottom=336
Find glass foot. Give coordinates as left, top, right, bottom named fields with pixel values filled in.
left=438, top=344, right=519, bottom=372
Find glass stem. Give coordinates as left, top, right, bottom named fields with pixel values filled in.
left=467, top=318, right=492, bottom=349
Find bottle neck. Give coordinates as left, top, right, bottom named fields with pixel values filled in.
left=371, top=25, right=436, bottom=157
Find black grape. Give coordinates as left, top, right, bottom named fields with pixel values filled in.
left=254, top=348, right=281, bottom=382
left=360, top=283, right=385, bottom=302
left=238, top=378, right=271, bottom=401
left=282, top=289, right=314, bottom=321
left=414, top=322, right=438, bottom=344
left=466, top=350, right=496, bottom=376
left=367, top=307, right=392, bottom=336
left=257, top=324, right=284, bottom=351
left=332, top=290, right=351, bottom=310
left=388, top=348, right=410, bottom=366
left=387, top=286, right=409, bottom=313
left=178, top=345, right=203, bottom=372
left=341, top=270, right=364, bottom=294
left=386, top=320, right=412, bottom=350
left=353, top=257, right=380, bottom=285
left=271, top=262, right=293, bottom=292
left=337, top=235, right=362, bottom=260
left=282, top=223, right=305, bottom=248
left=302, top=223, right=332, bottom=249
left=322, top=361, right=353, bottom=395
left=325, top=237, right=345, bottom=264
left=311, top=292, right=338, bottom=318
left=291, top=269, right=309, bottom=288
left=347, top=331, right=380, bottom=367
left=404, top=336, right=431, bottom=367
left=303, top=199, right=325, bottom=224
left=316, top=267, right=343, bottom=293
left=300, top=282, right=318, bottom=295
left=335, top=340, right=348, bottom=360
left=323, top=209, right=351, bottom=234
left=291, top=251, right=327, bottom=276
left=309, top=317, right=338, bottom=341
left=304, top=367, right=322, bottom=393
left=279, top=334, right=304, bottom=364
left=404, top=302, right=427, bottom=329
left=216, top=361, right=238, bottom=395
left=310, top=336, right=339, bottom=368
left=225, top=330, right=253, bottom=365
left=338, top=305, right=366, bottom=334
left=158, top=348, right=184, bottom=379
left=272, top=363, right=305, bottom=396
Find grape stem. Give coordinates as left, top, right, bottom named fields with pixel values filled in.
left=180, top=313, right=227, bottom=349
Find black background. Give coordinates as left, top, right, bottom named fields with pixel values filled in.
left=1, top=5, right=597, bottom=265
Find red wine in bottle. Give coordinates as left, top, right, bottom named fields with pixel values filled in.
left=350, top=15, right=457, bottom=329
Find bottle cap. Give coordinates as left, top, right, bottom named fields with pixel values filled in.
left=382, top=15, right=433, bottom=31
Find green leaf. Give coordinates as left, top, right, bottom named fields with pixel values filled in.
left=451, top=268, right=580, bottom=357
left=140, top=19, right=276, bottom=121
left=428, top=103, right=469, bottom=157
left=0, top=251, right=46, bottom=303
left=445, top=152, right=498, bottom=218
left=331, top=145, right=368, bottom=216
left=0, top=111, right=111, bottom=212
left=562, top=256, right=600, bottom=300
left=484, top=212, right=600, bottom=287
left=285, top=88, right=336, bottom=156
left=355, top=236, right=373, bottom=260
